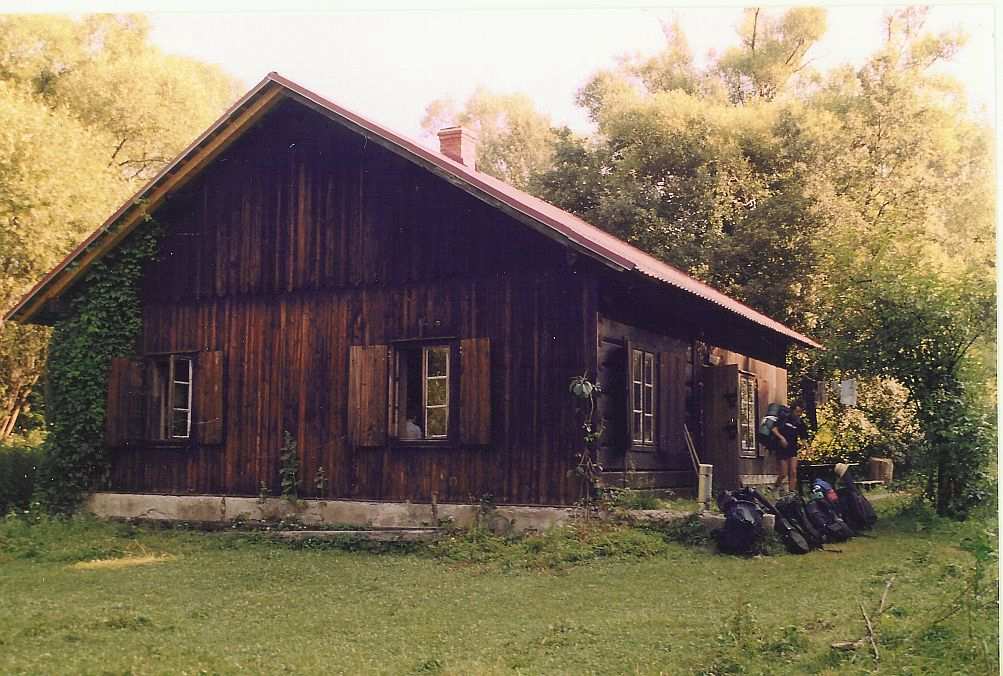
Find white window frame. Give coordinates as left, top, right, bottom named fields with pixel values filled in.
left=153, top=354, right=193, bottom=441
left=631, top=348, right=656, bottom=446
left=392, top=343, right=451, bottom=442
left=423, top=345, right=450, bottom=439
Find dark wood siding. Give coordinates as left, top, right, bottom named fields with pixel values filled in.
left=107, top=101, right=598, bottom=505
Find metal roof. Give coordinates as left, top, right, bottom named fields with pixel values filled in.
left=4, top=72, right=821, bottom=349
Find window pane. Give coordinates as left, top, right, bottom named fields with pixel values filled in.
left=426, top=347, right=448, bottom=377
left=173, top=382, right=191, bottom=408
left=644, top=385, right=653, bottom=414
left=173, top=358, right=192, bottom=383
left=633, top=382, right=642, bottom=409
left=644, top=354, right=654, bottom=384
left=643, top=415, right=653, bottom=443
left=426, top=407, right=448, bottom=437
left=171, top=409, right=190, bottom=438
left=426, top=377, right=448, bottom=406
left=633, top=412, right=642, bottom=440
left=632, top=350, right=642, bottom=380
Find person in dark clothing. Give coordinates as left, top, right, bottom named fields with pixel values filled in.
left=771, top=401, right=808, bottom=496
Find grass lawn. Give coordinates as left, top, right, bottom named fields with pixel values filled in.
left=0, top=496, right=996, bottom=675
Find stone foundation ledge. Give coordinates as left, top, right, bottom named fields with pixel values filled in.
left=614, top=508, right=776, bottom=531
left=84, top=492, right=576, bottom=535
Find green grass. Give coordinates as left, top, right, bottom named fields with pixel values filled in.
left=0, top=496, right=996, bottom=675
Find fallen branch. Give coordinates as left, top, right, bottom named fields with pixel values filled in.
left=860, top=601, right=879, bottom=660
left=830, top=577, right=895, bottom=657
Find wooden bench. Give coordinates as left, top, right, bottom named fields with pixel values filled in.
left=852, top=480, right=885, bottom=491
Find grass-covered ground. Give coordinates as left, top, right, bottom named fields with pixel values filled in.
left=0, top=496, right=996, bottom=675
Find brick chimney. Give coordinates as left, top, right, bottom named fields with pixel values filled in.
left=437, top=126, right=478, bottom=171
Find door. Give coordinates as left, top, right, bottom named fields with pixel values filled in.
left=702, top=364, right=740, bottom=491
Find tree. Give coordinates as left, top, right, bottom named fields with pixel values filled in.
left=531, top=6, right=994, bottom=517
left=421, top=87, right=557, bottom=190
left=0, top=14, right=241, bottom=441
left=716, top=7, right=827, bottom=103
left=536, top=75, right=823, bottom=328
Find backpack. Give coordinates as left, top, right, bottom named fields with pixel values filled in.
left=837, top=484, right=877, bottom=531
left=757, top=403, right=790, bottom=445
left=737, top=487, right=810, bottom=555
left=813, top=478, right=840, bottom=505
left=776, top=494, right=825, bottom=550
left=714, top=492, right=765, bottom=555
left=804, top=496, right=854, bottom=542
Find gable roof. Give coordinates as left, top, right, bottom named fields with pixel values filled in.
left=3, top=72, right=820, bottom=349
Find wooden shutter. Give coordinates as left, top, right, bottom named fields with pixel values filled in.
left=348, top=344, right=389, bottom=447
left=195, top=350, right=225, bottom=445
left=459, top=337, right=491, bottom=445
left=105, top=357, right=145, bottom=448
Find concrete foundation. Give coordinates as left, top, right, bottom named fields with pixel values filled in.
left=84, top=492, right=576, bottom=534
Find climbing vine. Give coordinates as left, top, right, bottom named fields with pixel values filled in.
left=36, top=215, right=163, bottom=513
left=568, top=373, right=605, bottom=517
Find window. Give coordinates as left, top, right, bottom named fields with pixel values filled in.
left=105, top=351, right=224, bottom=448
left=738, top=371, right=758, bottom=457
left=392, top=344, right=451, bottom=441
left=631, top=348, right=655, bottom=445
left=150, top=354, right=194, bottom=440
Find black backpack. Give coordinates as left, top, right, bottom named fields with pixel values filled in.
left=837, top=484, right=877, bottom=531
left=737, top=488, right=810, bottom=555
left=714, top=492, right=765, bottom=555
left=804, top=497, right=854, bottom=542
left=776, top=494, right=825, bottom=550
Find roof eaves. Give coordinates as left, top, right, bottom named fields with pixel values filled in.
left=3, top=76, right=284, bottom=323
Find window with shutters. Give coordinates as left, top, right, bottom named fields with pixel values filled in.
left=150, top=355, right=194, bottom=440
left=105, top=351, right=224, bottom=447
left=738, top=370, right=758, bottom=458
left=392, top=343, right=451, bottom=441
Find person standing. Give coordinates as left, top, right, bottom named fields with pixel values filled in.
left=771, top=401, right=808, bottom=496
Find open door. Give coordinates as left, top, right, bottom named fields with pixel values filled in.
left=702, top=364, right=740, bottom=490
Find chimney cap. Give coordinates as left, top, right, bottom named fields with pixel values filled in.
left=437, top=125, right=479, bottom=139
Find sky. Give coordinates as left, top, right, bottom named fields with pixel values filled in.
left=2, top=2, right=996, bottom=148
left=138, top=2, right=996, bottom=147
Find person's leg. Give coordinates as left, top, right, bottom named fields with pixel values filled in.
left=776, top=457, right=790, bottom=494
left=788, top=456, right=799, bottom=496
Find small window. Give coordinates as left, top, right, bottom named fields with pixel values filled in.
left=393, top=344, right=450, bottom=441
left=631, top=348, right=655, bottom=445
left=150, top=355, right=193, bottom=440
left=739, top=371, right=758, bottom=457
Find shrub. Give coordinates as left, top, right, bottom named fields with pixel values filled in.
left=0, top=441, right=43, bottom=514
left=803, top=376, right=921, bottom=466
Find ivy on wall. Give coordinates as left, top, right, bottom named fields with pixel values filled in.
left=36, top=216, right=162, bottom=513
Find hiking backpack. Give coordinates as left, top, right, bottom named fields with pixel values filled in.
left=714, top=492, right=765, bottom=555
left=804, top=496, right=854, bottom=542
left=837, top=484, right=878, bottom=531
left=737, top=487, right=810, bottom=555
left=756, top=403, right=790, bottom=445
left=776, top=494, right=825, bottom=550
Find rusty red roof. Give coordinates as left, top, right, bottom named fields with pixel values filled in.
left=4, top=72, right=820, bottom=349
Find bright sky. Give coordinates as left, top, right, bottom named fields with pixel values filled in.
left=136, top=2, right=997, bottom=147
left=3, top=1, right=997, bottom=146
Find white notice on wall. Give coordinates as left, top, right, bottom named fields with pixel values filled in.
left=839, top=379, right=858, bottom=407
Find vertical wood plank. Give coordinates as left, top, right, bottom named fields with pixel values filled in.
left=459, top=337, right=491, bottom=445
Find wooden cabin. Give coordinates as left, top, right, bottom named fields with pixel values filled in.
left=5, top=74, right=819, bottom=507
